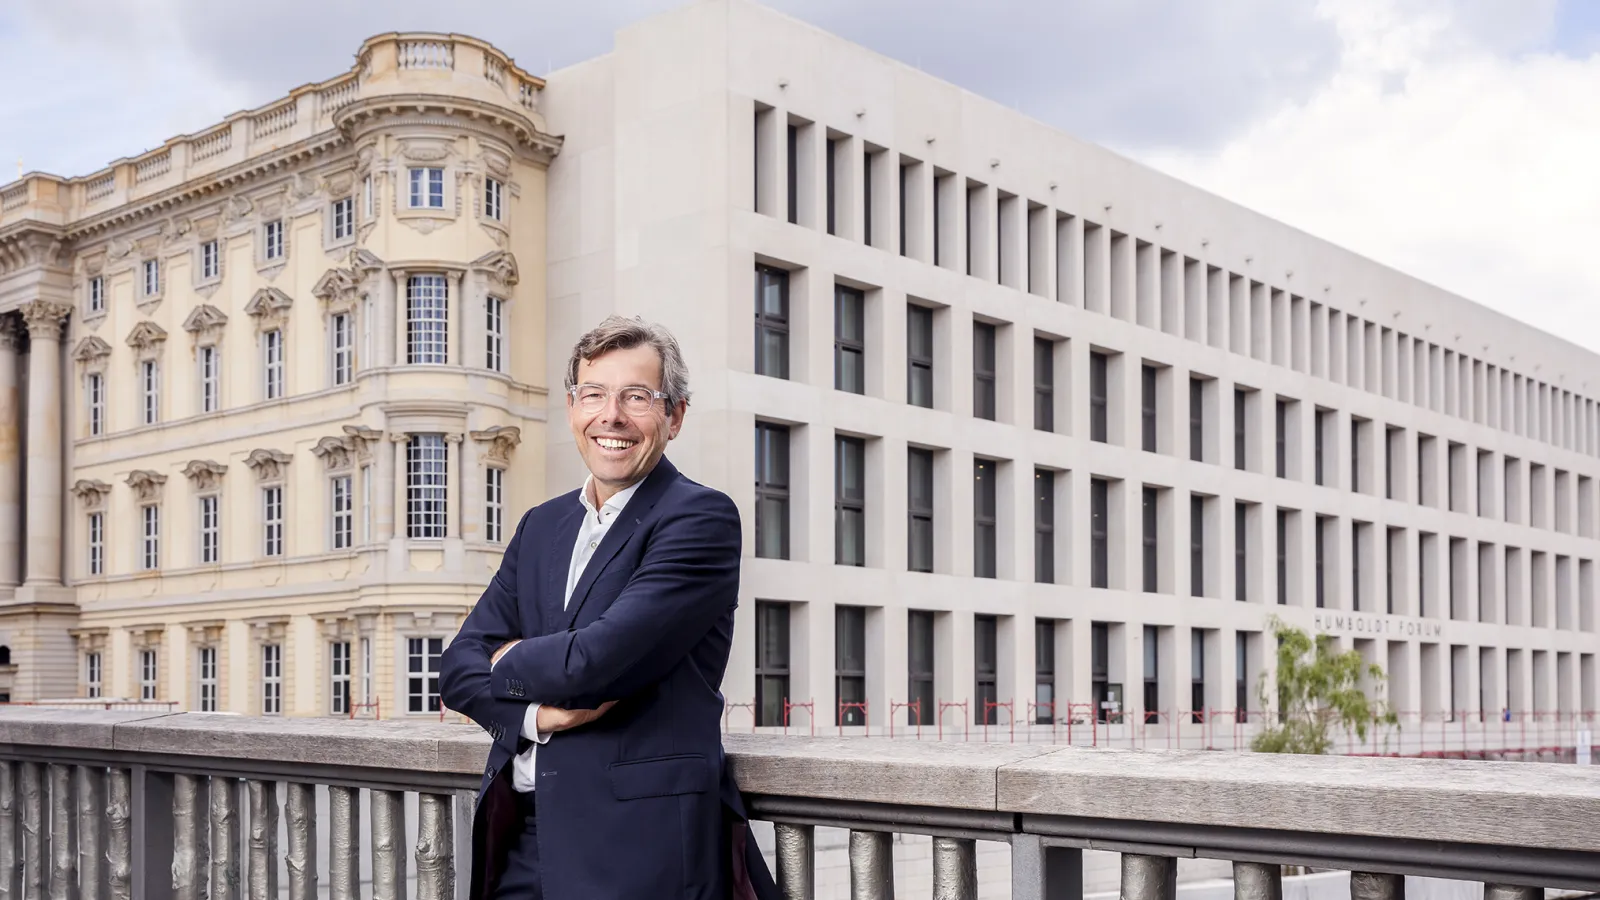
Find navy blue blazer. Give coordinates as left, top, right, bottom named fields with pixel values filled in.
left=439, top=457, right=778, bottom=900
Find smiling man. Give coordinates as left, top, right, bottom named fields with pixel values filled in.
left=440, top=315, right=778, bottom=900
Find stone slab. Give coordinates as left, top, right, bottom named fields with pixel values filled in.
left=112, top=713, right=481, bottom=774
left=0, top=708, right=177, bottom=751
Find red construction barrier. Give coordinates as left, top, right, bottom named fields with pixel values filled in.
left=981, top=699, right=1015, bottom=743
left=889, top=699, right=924, bottom=739
left=349, top=699, right=381, bottom=720
left=722, top=700, right=756, bottom=733
left=783, top=699, right=815, bottom=736
left=837, top=700, right=869, bottom=734
left=937, top=700, right=968, bottom=742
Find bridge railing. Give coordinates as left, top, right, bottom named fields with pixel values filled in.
left=0, top=708, right=1597, bottom=900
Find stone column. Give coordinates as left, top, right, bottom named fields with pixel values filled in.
left=0, top=317, right=21, bottom=587
left=20, top=300, right=69, bottom=586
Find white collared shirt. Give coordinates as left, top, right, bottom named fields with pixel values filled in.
left=506, top=475, right=642, bottom=792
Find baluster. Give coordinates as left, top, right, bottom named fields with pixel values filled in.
left=848, top=830, right=894, bottom=900
left=1350, top=872, right=1405, bottom=900
left=416, top=794, right=454, bottom=900
left=106, top=769, right=131, bottom=900
left=1483, top=886, right=1538, bottom=900
left=246, top=781, right=278, bottom=900
left=20, top=763, right=44, bottom=900
left=211, top=777, right=241, bottom=900
left=328, top=786, right=360, bottom=900
left=0, top=761, right=17, bottom=900
left=1121, top=854, right=1177, bottom=900
left=775, top=823, right=815, bottom=900
left=75, top=766, right=107, bottom=900
left=48, top=764, right=76, bottom=900
left=371, top=790, right=406, bottom=900
left=172, top=774, right=209, bottom=900
left=932, top=837, right=976, bottom=900
left=284, top=783, right=317, bottom=900
left=1233, top=861, right=1283, bottom=900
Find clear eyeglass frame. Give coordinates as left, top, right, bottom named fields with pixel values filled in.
left=569, top=383, right=669, bottom=416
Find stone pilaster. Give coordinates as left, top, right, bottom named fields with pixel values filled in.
left=19, top=300, right=70, bottom=585
left=0, top=316, right=21, bottom=587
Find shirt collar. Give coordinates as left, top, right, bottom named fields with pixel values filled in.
left=581, top=475, right=643, bottom=520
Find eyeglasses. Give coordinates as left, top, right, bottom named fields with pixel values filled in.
left=569, top=384, right=669, bottom=416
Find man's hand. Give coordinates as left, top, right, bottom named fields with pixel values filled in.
left=536, top=700, right=617, bottom=734
left=490, top=639, right=521, bottom=668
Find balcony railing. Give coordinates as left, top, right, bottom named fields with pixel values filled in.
left=0, top=709, right=1596, bottom=900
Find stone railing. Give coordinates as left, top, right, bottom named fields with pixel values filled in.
left=0, top=709, right=1596, bottom=900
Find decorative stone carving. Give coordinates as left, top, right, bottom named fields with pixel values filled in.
left=224, top=195, right=254, bottom=224
left=245, top=448, right=292, bottom=482
left=20, top=300, right=71, bottom=340
left=342, top=425, right=383, bottom=461
left=400, top=139, right=452, bottom=162
left=288, top=172, right=319, bottom=204
left=471, top=250, right=519, bottom=288
left=470, top=425, right=522, bottom=462
left=481, top=147, right=511, bottom=178
left=0, top=317, right=24, bottom=352
left=181, top=304, right=229, bottom=341
left=163, top=216, right=193, bottom=245
left=349, top=248, right=385, bottom=275
left=125, top=321, right=168, bottom=360
left=73, top=335, right=112, bottom=370
left=244, top=288, right=293, bottom=331
left=106, top=237, right=134, bottom=260
left=325, top=170, right=356, bottom=196
left=72, top=479, right=112, bottom=510
left=181, top=460, right=228, bottom=492
left=312, top=436, right=355, bottom=471
left=312, top=267, right=362, bottom=312
left=125, top=470, right=168, bottom=502
left=194, top=213, right=221, bottom=240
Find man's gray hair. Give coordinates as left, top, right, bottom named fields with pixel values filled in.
left=564, top=315, right=692, bottom=412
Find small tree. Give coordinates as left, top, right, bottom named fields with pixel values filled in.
left=1251, top=616, right=1398, bottom=754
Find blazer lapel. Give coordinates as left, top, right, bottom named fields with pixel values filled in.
left=542, top=502, right=584, bottom=635
left=562, top=458, right=680, bottom=631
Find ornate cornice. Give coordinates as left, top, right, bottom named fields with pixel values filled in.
left=311, top=435, right=355, bottom=471
left=19, top=300, right=71, bottom=339
left=181, top=304, right=229, bottom=337
left=0, top=228, right=69, bottom=277
left=245, top=448, right=292, bottom=482
left=180, top=459, right=228, bottom=492
left=470, top=249, right=519, bottom=289
left=342, top=425, right=383, bottom=461
left=470, top=425, right=522, bottom=463
left=72, top=479, right=112, bottom=510
left=244, top=287, right=293, bottom=331
left=73, top=335, right=112, bottom=370
left=312, top=266, right=362, bottom=312
left=125, top=469, right=168, bottom=502
left=334, top=94, right=562, bottom=165
left=125, top=321, right=168, bottom=357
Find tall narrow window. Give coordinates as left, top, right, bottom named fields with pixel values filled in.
left=261, top=644, right=283, bottom=715
left=907, top=610, right=935, bottom=725
left=263, top=329, right=284, bottom=400
left=1236, top=633, right=1249, bottom=712
left=974, top=459, right=997, bottom=578
left=1090, top=352, right=1109, bottom=442
left=1387, top=528, right=1397, bottom=614
left=263, top=219, right=285, bottom=260
left=361, top=464, right=373, bottom=544
left=409, top=167, right=445, bottom=208
left=139, top=649, right=158, bottom=701
left=1315, top=516, right=1328, bottom=608
left=907, top=305, right=934, bottom=408
left=197, top=647, right=218, bottom=712
left=973, top=323, right=997, bottom=420
left=331, top=313, right=354, bottom=385
left=263, top=485, right=284, bottom=557
left=1234, top=388, right=1247, bottom=470
left=1235, top=502, right=1248, bottom=602
left=1351, top=420, right=1362, bottom=492
left=1034, top=337, right=1055, bottom=432
left=1091, top=478, right=1109, bottom=588
left=88, top=275, right=104, bottom=313
left=1092, top=622, right=1110, bottom=723
left=825, top=136, right=837, bottom=235
left=406, top=637, right=444, bottom=713
left=360, top=636, right=373, bottom=707
left=1352, top=522, right=1364, bottom=612
left=1190, top=378, right=1205, bottom=462
left=908, top=448, right=935, bottom=573
left=199, top=345, right=220, bottom=412
left=332, top=196, right=355, bottom=240
left=1143, top=625, right=1160, bottom=715
left=1143, top=487, right=1159, bottom=592
left=862, top=148, right=874, bottom=247
left=484, top=177, right=504, bottom=221
left=1275, top=399, right=1289, bottom=478
left=755, top=423, right=791, bottom=560
left=755, top=266, right=790, bottom=379
left=785, top=124, right=799, bottom=225
left=1276, top=509, right=1289, bottom=605
left=87, top=512, right=103, bottom=576
left=1035, top=469, right=1055, bottom=584
left=1141, top=365, right=1158, bottom=453
left=331, top=475, right=353, bottom=550
left=141, top=360, right=160, bottom=426
left=835, top=436, right=865, bottom=566
left=835, top=606, right=866, bottom=726
left=143, top=259, right=160, bottom=297
left=141, top=505, right=160, bottom=570
left=485, top=467, right=505, bottom=544
left=87, top=373, right=105, bottom=435
left=975, top=615, right=998, bottom=724
left=485, top=297, right=505, bottom=373
left=406, top=274, right=449, bottom=365
left=898, top=160, right=909, bottom=257
left=1035, top=620, right=1056, bottom=723
left=201, top=239, right=220, bottom=279
left=330, top=641, right=351, bottom=716
left=1314, top=410, right=1328, bottom=486
left=834, top=286, right=864, bottom=394
left=199, top=495, right=219, bottom=564
left=755, top=601, right=791, bottom=727
left=1191, top=630, right=1206, bottom=723
left=406, top=435, right=448, bottom=539
left=1190, top=494, right=1205, bottom=597
left=86, top=652, right=102, bottom=699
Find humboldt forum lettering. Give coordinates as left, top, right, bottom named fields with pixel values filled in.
left=1313, top=613, right=1446, bottom=640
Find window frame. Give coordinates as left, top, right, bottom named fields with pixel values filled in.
left=754, top=601, right=791, bottom=727
left=331, top=196, right=355, bottom=241
left=406, top=636, right=444, bottom=713
left=199, top=344, right=221, bottom=413
left=87, top=511, right=104, bottom=576
left=331, top=475, right=353, bottom=551
left=406, top=435, right=449, bottom=539
left=406, top=274, right=449, bottom=365
left=907, top=305, right=934, bottom=408
left=485, top=466, right=505, bottom=544
left=908, top=447, right=935, bottom=573
left=973, top=458, right=997, bottom=578
left=834, top=435, right=865, bottom=566
left=199, top=494, right=220, bottom=565
left=408, top=167, right=445, bottom=209
left=141, top=359, right=160, bottom=426
left=140, top=504, right=160, bottom=571
left=263, top=219, right=285, bottom=261
left=835, top=605, right=867, bottom=726
left=972, top=322, right=997, bottom=421
left=330, top=641, right=352, bottom=716
left=484, top=176, right=504, bottom=221
left=833, top=285, right=865, bottom=394
left=485, top=296, right=505, bottom=373
left=197, top=646, right=219, bottom=712
left=754, top=266, right=790, bottom=379
left=261, top=643, right=283, bottom=715
left=86, top=372, right=105, bottom=435
left=754, top=422, right=791, bottom=560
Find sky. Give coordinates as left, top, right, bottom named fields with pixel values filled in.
left=3, top=0, right=1598, bottom=354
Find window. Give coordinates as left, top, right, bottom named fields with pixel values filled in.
left=201, top=239, right=220, bottom=280
left=199, top=345, right=220, bottom=413
left=755, top=266, right=789, bottom=379
left=1276, top=399, right=1289, bottom=478
left=484, top=177, right=504, bottom=221
left=1141, top=365, right=1158, bottom=452
left=1352, top=522, right=1364, bottom=612
left=86, top=652, right=102, bottom=699
left=406, top=637, right=443, bottom=713
left=87, top=373, right=104, bottom=435
left=786, top=123, right=799, bottom=225
left=331, top=313, right=354, bottom=385
left=332, top=196, right=355, bottom=241
left=907, top=305, right=934, bottom=408
left=825, top=137, right=837, bottom=234
left=755, top=601, right=790, bottom=727
left=1092, top=622, right=1112, bottom=723
left=835, top=606, right=866, bottom=726
left=1089, top=352, right=1109, bottom=443
left=263, top=220, right=285, bottom=261
left=755, top=423, right=790, bottom=560
left=263, top=329, right=284, bottom=400
left=87, top=512, right=103, bottom=576
left=406, top=435, right=448, bottom=539
left=88, top=275, right=104, bottom=313
left=1314, top=410, right=1328, bottom=486
left=907, top=610, right=935, bottom=725
left=406, top=275, right=449, bottom=365
left=141, top=505, right=160, bottom=570
left=1035, top=620, right=1056, bottom=724
left=199, top=495, right=219, bottom=564
left=485, top=297, right=505, bottom=373
left=408, top=167, right=445, bottom=208
left=361, top=464, right=373, bottom=544
left=835, top=436, right=865, bottom=566
left=261, top=644, right=282, bottom=715
left=263, top=485, right=284, bottom=557
left=1035, top=469, right=1055, bottom=584
left=1236, top=633, right=1250, bottom=712
left=1091, top=478, right=1109, bottom=589
left=1234, top=389, right=1247, bottom=470
left=485, top=467, right=505, bottom=544
left=1351, top=420, right=1362, bottom=492
left=1276, top=510, right=1289, bottom=605
left=1143, top=625, right=1160, bottom=715
left=1235, top=503, right=1247, bottom=602
left=139, top=649, right=158, bottom=701
left=973, top=323, right=997, bottom=420
left=142, top=259, right=160, bottom=296
left=974, top=459, right=997, bottom=578
left=1143, top=487, right=1159, bottom=593
left=834, top=286, right=864, bottom=394
left=1034, top=337, right=1054, bottom=432
left=1190, top=378, right=1204, bottom=462
left=141, top=360, right=160, bottom=426
left=1191, top=630, right=1206, bottom=723
left=1191, top=494, right=1205, bottom=597
left=331, top=475, right=353, bottom=550
left=197, top=646, right=218, bottom=712
left=1314, top=516, right=1328, bottom=609
left=975, top=615, right=998, bottom=724
left=908, top=447, right=934, bottom=573
left=330, top=641, right=351, bottom=716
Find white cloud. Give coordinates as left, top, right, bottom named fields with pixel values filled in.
left=1134, top=0, right=1600, bottom=355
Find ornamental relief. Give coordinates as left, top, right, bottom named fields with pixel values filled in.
left=245, top=448, right=292, bottom=482
left=181, top=460, right=228, bottom=492
left=125, top=469, right=168, bottom=502
left=342, top=425, right=383, bottom=461
left=73, top=336, right=112, bottom=372
left=312, top=267, right=361, bottom=313
left=244, top=288, right=293, bottom=331
left=470, top=425, right=522, bottom=462
left=312, top=435, right=355, bottom=471
left=182, top=304, right=229, bottom=344
left=72, top=479, right=112, bottom=510
left=125, top=321, right=168, bottom=360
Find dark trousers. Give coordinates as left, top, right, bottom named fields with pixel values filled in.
left=494, top=791, right=542, bottom=899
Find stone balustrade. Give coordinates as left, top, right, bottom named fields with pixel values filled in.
left=0, top=708, right=1596, bottom=900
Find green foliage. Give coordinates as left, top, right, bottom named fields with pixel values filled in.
left=1251, top=616, right=1399, bottom=755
